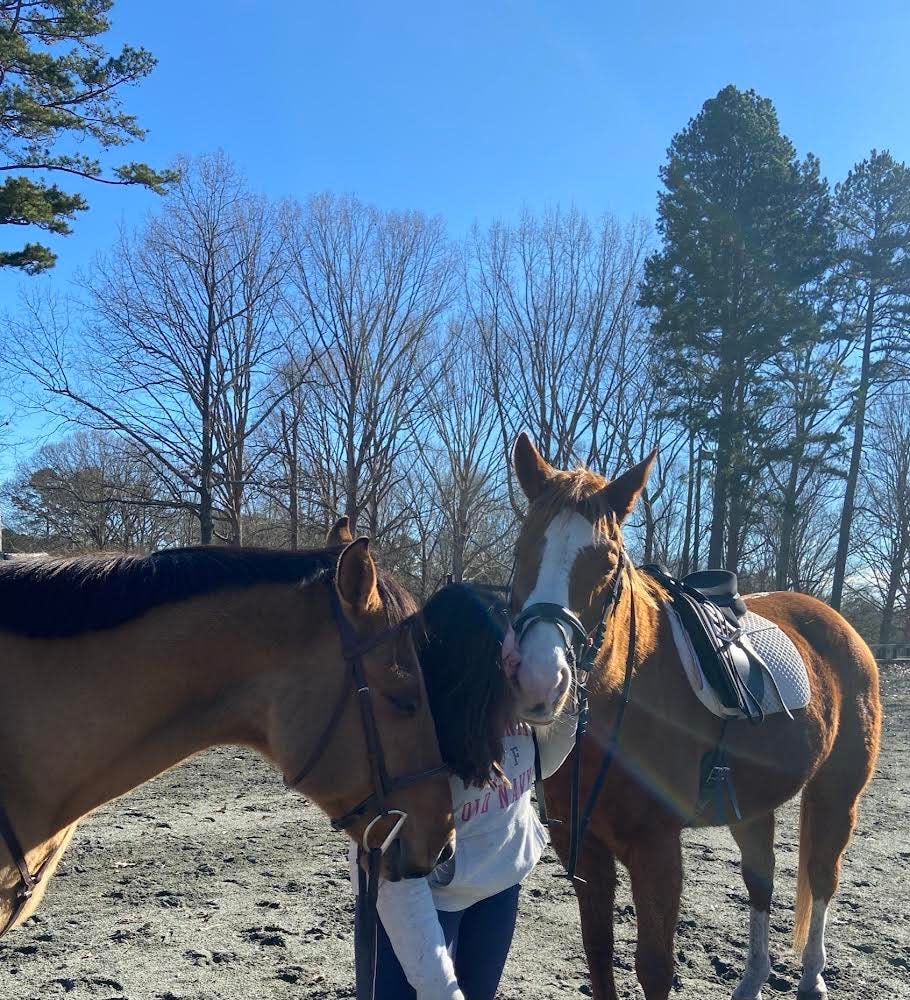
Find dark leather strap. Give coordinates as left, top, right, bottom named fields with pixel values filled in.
left=355, top=845, right=383, bottom=1000
left=567, top=573, right=637, bottom=881
left=513, top=602, right=588, bottom=656
left=0, top=801, right=36, bottom=900
left=531, top=729, right=554, bottom=827
left=0, top=800, right=66, bottom=938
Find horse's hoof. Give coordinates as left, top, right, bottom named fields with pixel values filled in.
left=796, top=990, right=827, bottom=1000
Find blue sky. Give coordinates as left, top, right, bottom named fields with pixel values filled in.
left=2, top=0, right=909, bottom=470
left=5, top=0, right=910, bottom=288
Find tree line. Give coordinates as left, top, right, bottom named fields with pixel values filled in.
left=1, top=87, right=908, bottom=646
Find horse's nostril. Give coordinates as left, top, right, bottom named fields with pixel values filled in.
left=530, top=701, right=546, bottom=715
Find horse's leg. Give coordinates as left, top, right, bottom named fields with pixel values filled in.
left=729, top=812, right=775, bottom=1000
left=573, top=838, right=619, bottom=1000
left=794, top=704, right=879, bottom=999
left=625, top=831, right=682, bottom=1000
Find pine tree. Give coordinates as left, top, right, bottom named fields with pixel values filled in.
left=829, top=150, right=910, bottom=609
left=640, top=85, right=834, bottom=570
left=0, top=1, right=176, bottom=273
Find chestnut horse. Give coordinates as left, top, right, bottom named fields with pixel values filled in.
left=509, top=434, right=881, bottom=1000
left=0, top=539, right=453, bottom=936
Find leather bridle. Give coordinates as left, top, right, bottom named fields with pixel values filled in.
left=514, top=549, right=638, bottom=881
left=0, top=801, right=66, bottom=938
left=286, top=577, right=449, bottom=1000
left=286, top=577, right=448, bottom=843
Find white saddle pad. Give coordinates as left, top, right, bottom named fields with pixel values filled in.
left=666, top=600, right=810, bottom=720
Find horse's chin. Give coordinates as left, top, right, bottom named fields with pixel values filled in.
left=516, top=704, right=560, bottom=726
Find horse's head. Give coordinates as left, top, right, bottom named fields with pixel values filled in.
left=509, top=433, right=656, bottom=723
left=275, top=538, right=453, bottom=881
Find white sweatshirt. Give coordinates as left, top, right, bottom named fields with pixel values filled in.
left=351, top=714, right=577, bottom=1000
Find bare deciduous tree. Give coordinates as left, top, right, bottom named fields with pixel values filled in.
left=467, top=209, right=651, bottom=514
left=416, top=316, right=511, bottom=583
left=284, top=192, right=455, bottom=538
left=15, top=153, right=301, bottom=544
left=856, top=392, right=910, bottom=641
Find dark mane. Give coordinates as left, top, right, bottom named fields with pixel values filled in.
left=0, top=545, right=407, bottom=639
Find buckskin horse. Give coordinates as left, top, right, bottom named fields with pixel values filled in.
left=0, top=538, right=453, bottom=937
left=508, top=434, right=881, bottom=1000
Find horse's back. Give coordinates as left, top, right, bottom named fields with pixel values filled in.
left=745, top=590, right=879, bottom=694
left=744, top=590, right=881, bottom=769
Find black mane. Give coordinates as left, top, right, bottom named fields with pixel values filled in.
left=0, top=546, right=351, bottom=639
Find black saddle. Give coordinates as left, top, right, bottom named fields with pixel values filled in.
left=641, top=564, right=767, bottom=722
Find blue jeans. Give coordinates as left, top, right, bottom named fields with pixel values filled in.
left=355, top=883, right=521, bottom=1000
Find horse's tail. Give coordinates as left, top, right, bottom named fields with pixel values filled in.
left=792, top=792, right=812, bottom=955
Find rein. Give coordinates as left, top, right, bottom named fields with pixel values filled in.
left=0, top=802, right=67, bottom=937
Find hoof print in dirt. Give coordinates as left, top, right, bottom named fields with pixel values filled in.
left=243, top=924, right=293, bottom=947
left=184, top=948, right=212, bottom=965
left=277, top=965, right=306, bottom=983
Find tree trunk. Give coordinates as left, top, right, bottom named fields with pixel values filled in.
left=775, top=455, right=801, bottom=590
left=199, top=488, right=213, bottom=546
left=642, top=493, right=656, bottom=564
left=831, top=289, right=876, bottom=609
left=708, top=436, right=730, bottom=568
left=288, top=449, right=299, bottom=552
left=680, top=429, right=695, bottom=576
left=879, top=533, right=908, bottom=643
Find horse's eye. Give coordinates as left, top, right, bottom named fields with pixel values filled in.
left=384, top=691, right=419, bottom=717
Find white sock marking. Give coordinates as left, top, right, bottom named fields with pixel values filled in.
left=732, top=907, right=771, bottom=1000
left=799, top=899, right=828, bottom=995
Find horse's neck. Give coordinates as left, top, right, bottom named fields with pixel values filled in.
left=593, top=568, right=693, bottom=745
left=5, top=585, right=308, bottom=840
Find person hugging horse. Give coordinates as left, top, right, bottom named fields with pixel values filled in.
left=333, top=512, right=575, bottom=1000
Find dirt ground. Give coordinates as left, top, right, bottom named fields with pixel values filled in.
left=1, top=667, right=907, bottom=1000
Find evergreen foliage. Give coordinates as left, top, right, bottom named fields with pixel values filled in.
left=0, top=0, right=176, bottom=273
left=640, top=85, right=835, bottom=568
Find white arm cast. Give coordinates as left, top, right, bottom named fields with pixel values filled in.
left=376, top=876, right=465, bottom=1000
left=533, top=709, right=579, bottom=779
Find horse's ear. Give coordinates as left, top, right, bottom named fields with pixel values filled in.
left=336, top=537, right=381, bottom=614
left=602, top=448, right=658, bottom=522
left=513, top=432, right=554, bottom=501
left=326, top=515, right=353, bottom=546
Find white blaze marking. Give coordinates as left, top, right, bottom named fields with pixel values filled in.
left=799, top=899, right=828, bottom=995
left=516, top=510, right=595, bottom=714
left=732, top=907, right=771, bottom=1000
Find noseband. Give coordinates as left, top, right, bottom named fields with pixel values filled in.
left=287, top=578, right=447, bottom=844
left=511, top=550, right=628, bottom=677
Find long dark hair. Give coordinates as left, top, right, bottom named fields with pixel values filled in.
left=420, top=583, right=517, bottom=788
